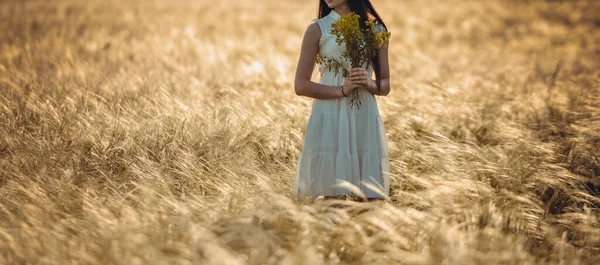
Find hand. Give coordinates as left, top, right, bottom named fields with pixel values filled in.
left=348, top=67, right=371, bottom=89
left=342, top=74, right=361, bottom=96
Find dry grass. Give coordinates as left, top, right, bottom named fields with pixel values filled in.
left=1, top=0, right=600, bottom=264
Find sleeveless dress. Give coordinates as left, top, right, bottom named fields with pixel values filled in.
left=292, top=10, right=390, bottom=199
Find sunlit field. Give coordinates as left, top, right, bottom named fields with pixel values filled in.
left=1, top=0, right=599, bottom=264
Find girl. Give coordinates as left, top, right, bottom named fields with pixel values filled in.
left=292, top=0, right=391, bottom=201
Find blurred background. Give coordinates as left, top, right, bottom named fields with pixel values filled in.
left=0, top=0, right=599, bottom=264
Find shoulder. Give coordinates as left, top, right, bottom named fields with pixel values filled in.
left=372, top=20, right=387, bottom=32
left=303, top=19, right=322, bottom=39
left=374, top=23, right=387, bottom=32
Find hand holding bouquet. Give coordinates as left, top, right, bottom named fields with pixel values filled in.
left=315, top=12, right=391, bottom=109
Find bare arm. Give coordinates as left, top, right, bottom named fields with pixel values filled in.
left=365, top=43, right=391, bottom=96
left=372, top=42, right=391, bottom=96
left=294, top=22, right=356, bottom=99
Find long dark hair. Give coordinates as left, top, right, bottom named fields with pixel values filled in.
left=318, top=0, right=388, bottom=94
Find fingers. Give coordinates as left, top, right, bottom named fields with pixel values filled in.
left=346, top=78, right=367, bottom=89
left=348, top=71, right=368, bottom=82
left=348, top=73, right=364, bottom=79
left=345, top=69, right=369, bottom=89
left=347, top=75, right=368, bottom=83
left=350, top=68, right=367, bottom=73
left=345, top=80, right=366, bottom=89
left=349, top=68, right=367, bottom=76
left=344, top=79, right=361, bottom=90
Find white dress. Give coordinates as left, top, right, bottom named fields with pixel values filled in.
left=292, top=10, right=390, bottom=199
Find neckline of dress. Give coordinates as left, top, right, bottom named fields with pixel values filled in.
left=329, top=9, right=341, bottom=19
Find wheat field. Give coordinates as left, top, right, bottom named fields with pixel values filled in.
left=1, top=0, right=599, bottom=264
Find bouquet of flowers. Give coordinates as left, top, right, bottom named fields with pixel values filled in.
left=315, top=12, right=391, bottom=109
